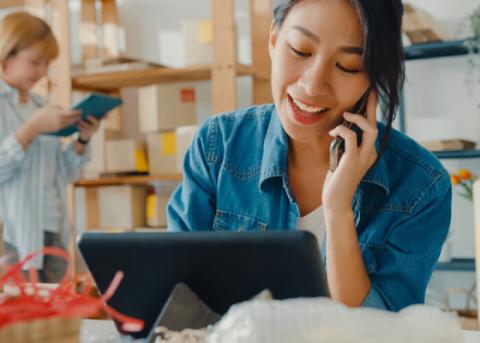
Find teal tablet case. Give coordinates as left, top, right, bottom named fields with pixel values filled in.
left=48, top=93, right=123, bottom=137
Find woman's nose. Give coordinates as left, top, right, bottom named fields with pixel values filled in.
left=297, top=59, right=331, bottom=97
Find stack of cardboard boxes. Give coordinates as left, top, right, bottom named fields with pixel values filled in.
left=77, top=19, right=212, bottom=231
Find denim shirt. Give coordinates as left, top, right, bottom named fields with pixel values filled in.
left=167, top=104, right=452, bottom=312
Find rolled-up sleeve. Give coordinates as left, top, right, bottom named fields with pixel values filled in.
left=0, top=133, right=26, bottom=184
left=362, top=173, right=451, bottom=311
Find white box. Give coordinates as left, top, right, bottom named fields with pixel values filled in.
left=146, top=193, right=170, bottom=227
left=147, top=132, right=177, bottom=174
left=106, top=139, right=148, bottom=173
left=98, top=186, right=146, bottom=229
left=83, top=122, right=122, bottom=176
left=138, top=83, right=197, bottom=133
left=175, top=125, right=198, bottom=172
left=182, top=19, right=213, bottom=66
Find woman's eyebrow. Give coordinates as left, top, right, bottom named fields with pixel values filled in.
left=292, top=25, right=320, bottom=43
left=291, top=25, right=363, bottom=55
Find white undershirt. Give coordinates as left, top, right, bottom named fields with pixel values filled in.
left=297, top=206, right=326, bottom=246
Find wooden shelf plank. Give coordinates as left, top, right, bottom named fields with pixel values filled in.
left=75, top=173, right=182, bottom=187
left=0, top=0, right=25, bottom=8
left=72, top=64, right=254, bottom=92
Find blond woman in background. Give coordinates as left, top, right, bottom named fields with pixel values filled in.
left=0, top=12, right=100, bottom=282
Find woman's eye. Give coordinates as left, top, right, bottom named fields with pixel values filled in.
left=336, top=63, right=362, bottom=74
left=289, top=46, right=311, bottom=58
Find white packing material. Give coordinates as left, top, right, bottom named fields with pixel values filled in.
left=206, top=297, right=463, bottom=343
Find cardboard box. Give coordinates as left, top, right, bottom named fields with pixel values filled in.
left=147, top=132, right=177, bottom=174
left=182, top=19, right=213, bottom=66
left=138, top=83, right=197, bottom=133
left=98, top=186, right=146, bottom=229
left=175, top=125, right=198, bottom=172
left=83, top=121, right=122, bottom=176
left=146, top=192, right=170, bottom=227
left=106, top=139, right=148, bottom=173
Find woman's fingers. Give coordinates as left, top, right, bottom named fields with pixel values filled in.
left=329, top=125, right=358, bottom=157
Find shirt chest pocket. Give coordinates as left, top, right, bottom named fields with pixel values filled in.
left=213, top=210, right=268, bottom=232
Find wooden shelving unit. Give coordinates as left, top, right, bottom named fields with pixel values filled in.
left=3, top=0, right=273, bottom=271
left=72, top=63, right=256, bottom=92
left=75, top=174, right=182, bottom=187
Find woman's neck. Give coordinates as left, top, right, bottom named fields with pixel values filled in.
left=288, top=137, right=332, bottom=172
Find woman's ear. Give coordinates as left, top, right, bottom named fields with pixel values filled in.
left=268, top=21, right=278, bottom=59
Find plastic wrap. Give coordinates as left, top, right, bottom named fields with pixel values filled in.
left=206, top=297, right=463, bottom=343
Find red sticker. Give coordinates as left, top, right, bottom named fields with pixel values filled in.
left=180, top=88, right=196, bottom=102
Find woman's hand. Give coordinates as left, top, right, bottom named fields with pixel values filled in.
left=77, top=115, right=100, bottom=142
left=16, top=106, right=81, bottom=149
left=322, top=91, right=379, bottom=214
left=30, top=105, right=81, bottom=134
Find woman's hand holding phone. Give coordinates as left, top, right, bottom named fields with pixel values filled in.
left=322, top=91, right=379, bottom=214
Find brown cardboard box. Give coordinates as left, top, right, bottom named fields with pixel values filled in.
left=106, top=139, right=148, bottom=173
left=175, top=125, right=198, bottom=172
left=182, top=19, right=213, bottom=66
left=83, top=122, right=122, bottom=176
left=147, top=132, right=177, bottom=174
left=138, top=83, right=197, bottom=133
left=98, top=186, right=147, bottom=229
left=146, top=192, right=170, bottom=227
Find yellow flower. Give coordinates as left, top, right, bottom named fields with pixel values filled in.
left=451, top=174, right=460, bottom=185
left=458, top=169, right=472, bottom=180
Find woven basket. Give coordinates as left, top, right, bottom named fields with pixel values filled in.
left=0, top=316, right=81, bottom=343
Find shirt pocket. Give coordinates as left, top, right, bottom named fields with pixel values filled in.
left=359, top=243, right=382, bottom=274
left=213, top=209, right=268, bottom=232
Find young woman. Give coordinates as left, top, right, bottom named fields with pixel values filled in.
left=167, top=0, right=451, bottom=311
left=0, top=12, right=100, bottom=282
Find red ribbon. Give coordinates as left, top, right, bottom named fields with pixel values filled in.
left=0, top=247, right=144, bottom=332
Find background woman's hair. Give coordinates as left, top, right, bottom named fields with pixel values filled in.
left=273, top=0, right=405, bottom=152
left=0, top=12, right=58, bottom=63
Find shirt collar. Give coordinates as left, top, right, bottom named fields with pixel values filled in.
left=258, top=107, right=390, bottom=196
left=0, top=78, right=21, bottom=103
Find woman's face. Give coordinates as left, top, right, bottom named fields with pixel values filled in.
left=2, top=41, right=49, bottom=93
left=269, top=0, right=370, bottom=143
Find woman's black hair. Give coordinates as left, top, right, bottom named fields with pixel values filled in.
left=273, top=0, right=405, bottom=152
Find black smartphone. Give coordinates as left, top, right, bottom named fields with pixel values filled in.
left=329, top=89, right=370, bottom=172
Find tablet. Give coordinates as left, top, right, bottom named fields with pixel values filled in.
left=49, top=93, right=123, bottom=136
left=77, top=231, right=329, bottom=338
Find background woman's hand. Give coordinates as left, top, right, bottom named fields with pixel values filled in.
left=77, top=115, right=100, bottom=142
left=322, top=91, right=379, bottom=214
left=28, top=105, right=81, bottom=135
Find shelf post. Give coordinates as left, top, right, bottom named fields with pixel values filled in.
left=80, top=0, right=98, bottom=61
left=212, top=0, right=237, bottom=113
left=250, top=0, right=272, bottom=105
left=50, top=0, right=72, bottom=108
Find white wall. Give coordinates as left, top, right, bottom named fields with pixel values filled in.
left=404, top=0, right=479, bottom=309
